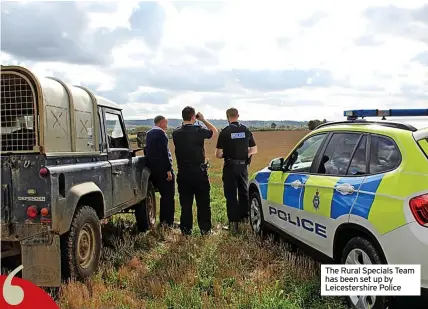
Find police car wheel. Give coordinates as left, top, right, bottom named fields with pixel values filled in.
left=341, top=237, right=391, bottom=309
left=135, top=181, right=157, bottom=232
left=249, top=191, right=264, bottom=235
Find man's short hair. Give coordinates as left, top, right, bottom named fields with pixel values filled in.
left=182, top=106, right=196, bottom=121
left=154, top=115, right=165, bottom=125
left=226, top=108, right=239, bottom=118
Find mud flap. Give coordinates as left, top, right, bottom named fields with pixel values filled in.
left=20, top=233, right=61, bottom=287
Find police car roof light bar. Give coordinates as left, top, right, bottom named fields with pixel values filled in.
left=344, top=109, right=428, bottom=120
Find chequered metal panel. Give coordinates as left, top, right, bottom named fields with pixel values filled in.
left=1, top=73, right=36, bottom=152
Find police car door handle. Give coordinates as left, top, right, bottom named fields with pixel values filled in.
left=112, top=170, right=122, bottom=176
left=335, top=183, right=355, bottom=195
left=291, top=180, right=302, bottom=189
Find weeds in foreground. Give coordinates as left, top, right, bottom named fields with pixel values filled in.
left=58, top=217, right=346, bottom=309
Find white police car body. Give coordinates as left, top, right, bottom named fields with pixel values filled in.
left=248, top=109, right=428, bottom=309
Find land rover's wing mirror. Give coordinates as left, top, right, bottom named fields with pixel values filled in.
left=268, top=157, right=284, bottom=171
left=136, top=131, right=147, bottom=149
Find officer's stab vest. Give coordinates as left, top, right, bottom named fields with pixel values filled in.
left=225, top=122, right=251, bottom=160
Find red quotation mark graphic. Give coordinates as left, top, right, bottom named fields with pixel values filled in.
left=0, top=265, right=59, bottom=309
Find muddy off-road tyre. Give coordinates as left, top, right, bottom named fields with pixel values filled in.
left=135, top=180, right=156, bottom=232
left=341, top=237, right=391, bottom=309
left=61, top=205, right=102, bottom=281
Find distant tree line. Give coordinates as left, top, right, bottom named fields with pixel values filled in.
left=126, top=123, right=310, bottom=142
left=125, top=120, right=327, bottom=143
left=307, top=119, right=327, bottom=130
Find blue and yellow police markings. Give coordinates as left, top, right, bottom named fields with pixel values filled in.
left=302, top=176, right=339, bottom=218
left=254, top=170, right=271, bottom=200
left=350, top=173, right=383, bottom=220
left=266, top=172, right=310, bottom=210
left=266, top=171, right=287, bottom=204
left=363, top=171, right=424, bottom=235
left=283, top=174, right=309, bottom=209
left=331, top=177, right=365, bottom=219
left=253, top=166, right=427, bottom=237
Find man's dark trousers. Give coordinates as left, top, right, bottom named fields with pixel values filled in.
left=222, top=162, right=249, bottom=223
left=177, top=165, right=211, bottom=235
left=151, top=167, right=175, bottom=226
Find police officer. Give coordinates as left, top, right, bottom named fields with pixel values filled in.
left=215, top=108, right=257, bottom=233
left=172, top=106, right=218, bottom=236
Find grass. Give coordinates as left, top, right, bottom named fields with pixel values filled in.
left=57, top=130, right=348, bottom=309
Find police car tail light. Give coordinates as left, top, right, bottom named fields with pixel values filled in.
left=409, top=194, right=428, bottom=227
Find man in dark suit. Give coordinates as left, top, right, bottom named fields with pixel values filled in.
left=144, top=115, right=175, bottom=227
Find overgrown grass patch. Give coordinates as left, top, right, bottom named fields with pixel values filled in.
left=57, top=131, right=347, bottom=308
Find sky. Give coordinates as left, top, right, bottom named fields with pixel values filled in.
left=1, top=0, right=427, bottom=125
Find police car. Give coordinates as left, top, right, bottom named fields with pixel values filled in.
left=248, top=109, right=428, bottom=309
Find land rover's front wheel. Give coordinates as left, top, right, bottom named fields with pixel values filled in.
left=61, top=205, right=102, bottom=280
left=135, top=180, right=156, bottom=232
left=341, top=237, right=391, bottom=309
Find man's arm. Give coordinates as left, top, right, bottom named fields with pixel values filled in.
left=201, top=119, right=218, bottom=137
left=247, top=130, right=257, bottom=157
left=161, top=132, right=173, bottom=172
left=215, top=130, right=226, bottom=159
left=196, top=113, right=218, bottom=139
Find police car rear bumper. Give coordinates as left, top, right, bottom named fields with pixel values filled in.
left=379, top=222, right=428, bottom=289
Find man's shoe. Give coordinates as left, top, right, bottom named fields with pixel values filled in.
left=181, top=228, right=192, bottom=236
left=239, top=216, right=249, bottom=224
left=201, top=229, right=212, bottom=236
left=229, top=222, right=239, bottom=234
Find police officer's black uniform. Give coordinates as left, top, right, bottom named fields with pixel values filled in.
left=216, top=122, right=256, bottom=230
left=172, top=124, right=213, bottom=235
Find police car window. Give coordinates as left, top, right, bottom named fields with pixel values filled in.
left=347, top=135, right=367, bottom=175
left=105, top=113, right=128, bottom=149
left=321, top=133, right=362, bottom=176
left=369, top=135, right=401, bottom=174
left=288, top=133, right=327, bottom=172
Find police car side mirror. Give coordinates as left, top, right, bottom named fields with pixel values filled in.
left=268, top=157, right=284, bottom=171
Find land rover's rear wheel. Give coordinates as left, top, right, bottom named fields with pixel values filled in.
left=341, top=237, right=390, bottom=309
left=61, top=205, right=101, bottom=280
left=135, top=180, right=156, bottom=232
left=249, top=190, right=265, bottom=235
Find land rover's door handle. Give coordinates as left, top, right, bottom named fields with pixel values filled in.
left=112, top=170, right=122, bottom=176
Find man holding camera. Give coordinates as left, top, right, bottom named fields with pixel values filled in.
left=172, top=106, right=218, bottom=235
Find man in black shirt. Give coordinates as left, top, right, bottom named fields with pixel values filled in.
left=215, top=108, right=257, bottom=233
left=144, top=115, right=175, bottom=227
left=172, top=106, right=218, bottom=235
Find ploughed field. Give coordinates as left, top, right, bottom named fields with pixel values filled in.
left=57, top=130, right=349, bottom=309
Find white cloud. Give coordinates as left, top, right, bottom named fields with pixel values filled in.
left=1, top=0, right=427, bottom=125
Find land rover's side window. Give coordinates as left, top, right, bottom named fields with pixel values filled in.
left=319, top=133, right=362, bottom=176
left=105, top=112, right=128, bottom=149
left=369, top=135, right=401, bottom=174
left=287, top=133, right=327, bottom=173
left=347, top=135, right=367, bottom=175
